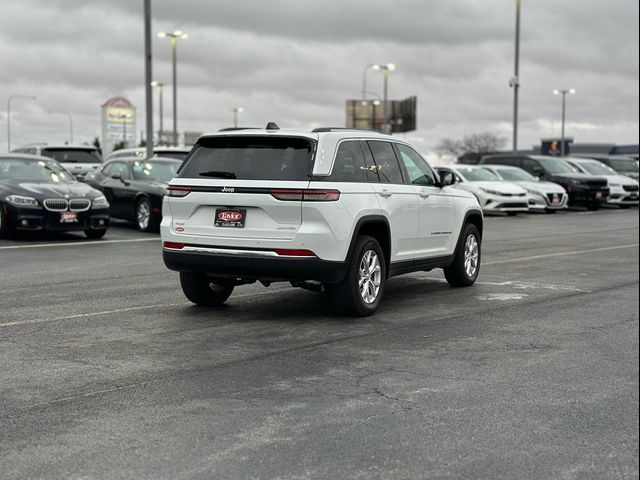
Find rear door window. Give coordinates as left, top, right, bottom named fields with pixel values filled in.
left=326, top=141, right=367, bottom=182
left=178, top=136, right=315, bottom=181
left=367, top=141, right=404, bottom=184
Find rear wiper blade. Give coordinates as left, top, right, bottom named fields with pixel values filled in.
left=199, top=170, right=237, bottom=179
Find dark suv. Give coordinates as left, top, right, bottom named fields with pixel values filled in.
left=480, top=154, right=609, bottom=210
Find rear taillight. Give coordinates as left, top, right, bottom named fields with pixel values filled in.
left=167, top=186, right=191, bottom=197
left=163, top=241, right=185, bottom=249
left=270, top=189, right=340, bottom=202
left=274, top=249, right=316, bottom=257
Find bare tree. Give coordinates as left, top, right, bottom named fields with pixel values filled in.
left=436, top=131, right=506, bottom=158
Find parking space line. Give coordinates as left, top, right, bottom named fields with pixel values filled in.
left=1, top=243, right=637, bottom=329
left=483, top=243, right=639, bottom=266
left=0, top=237, right=159, bottom=250
left=0, top=289, right=294, bottom=328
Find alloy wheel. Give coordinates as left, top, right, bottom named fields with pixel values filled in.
left=358, top=250, right=382, bottom=304
left=137, top=200, right=151, bottom=230
left=464, top=234, right=479, bottom=278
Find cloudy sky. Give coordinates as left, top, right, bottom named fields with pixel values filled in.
left=1, top=0, right=638, bottom=157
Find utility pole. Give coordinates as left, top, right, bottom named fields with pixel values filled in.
left=512, top=0, right=521, bottom=152
left=144, top=0, right=153, bottom=158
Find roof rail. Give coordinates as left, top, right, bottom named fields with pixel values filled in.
left=311, top=127, right=375, bottom=133
left=218, top=127, right=260, bottom=132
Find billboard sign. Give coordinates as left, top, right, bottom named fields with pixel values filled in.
left=101, top=96, right=136, bottom=157
left=346, top=96, right=417, bottom=134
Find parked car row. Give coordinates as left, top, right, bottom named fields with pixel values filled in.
left=1, top=140, right=637, bottom=240
left=458, top=153, right=639, bottom=212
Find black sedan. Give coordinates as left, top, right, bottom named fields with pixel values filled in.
left=0, top=154, right=110, bottom=239
left=84, top=157, right=182, bottom=232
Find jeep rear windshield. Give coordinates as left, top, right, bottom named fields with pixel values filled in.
left=42, top=148, right=102, bottom=164
left=178, top=136, right=315, bottom=181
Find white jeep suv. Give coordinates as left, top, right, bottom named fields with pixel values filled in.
left=161, top=125, right=483, bottom=316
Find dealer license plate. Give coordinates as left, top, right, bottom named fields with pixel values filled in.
left=60, top=211, right=78, bottom=223
left=214, top=208, right=246, bottom=228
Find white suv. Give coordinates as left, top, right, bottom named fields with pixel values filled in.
left=161, top=125, right=483, bottom=316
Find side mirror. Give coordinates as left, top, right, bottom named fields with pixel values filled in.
left=440, top=171, right=456, bottom=187
left=111, top=173, right=122, bottom=180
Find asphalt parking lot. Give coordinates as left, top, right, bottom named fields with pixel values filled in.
left=1, top=210, right=638, bottom=479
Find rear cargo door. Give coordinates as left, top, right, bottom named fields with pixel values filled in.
left=167, top=135, right=314, bottom=241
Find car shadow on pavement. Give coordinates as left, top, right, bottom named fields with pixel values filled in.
left=176, top=276, right=453, bottom=324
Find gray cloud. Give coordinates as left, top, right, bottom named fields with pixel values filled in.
left=1, top=0, right=637, bottom=155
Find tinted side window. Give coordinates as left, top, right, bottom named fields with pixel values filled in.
left=395, top=144, right=437, bottom=186
left=104, top=162, right=129, bottom=178
left=367, top=141, right=403, bottom=184
left=326, top=141, right=367, bottom=182
left=521, top=158, right=541, bottom=175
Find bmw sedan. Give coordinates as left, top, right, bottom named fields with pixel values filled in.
left=0, top=154, right=110, bottom=238
left=84, top=157, right=182, bottom=231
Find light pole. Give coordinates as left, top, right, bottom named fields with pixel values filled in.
left=7, top=94, right=37, bottom=152
left=232, top=107, right=244, bottom=128
left=511, top=0, right=521, bottom=152
left=151, top=81, right=165, bottom=145
left=119, top=113, right=132, bottom=148
left=143, top=0, right=153, bottom=158
left=49, top=111, right=73, bottom=144
left=553, top=88, right=576, bottom=157
left=376, top=63, right=396, bottom=134
left=158, top=30, right=187, bottom=146
left=362, top=64, right=380, bottom=101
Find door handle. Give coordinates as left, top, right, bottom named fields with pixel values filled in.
left=379, top=189, right=392, bottom=198
left=418, top=190, right=430, bottom=198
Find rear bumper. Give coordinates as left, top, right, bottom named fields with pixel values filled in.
left=163, top=246, right=348, bottom=283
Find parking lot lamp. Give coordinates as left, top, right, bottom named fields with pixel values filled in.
left=158, top=30, right=188, bottom=146
left=119, top=113, right=132, bottom=148
left=7, top=95, right=37, bottom=152
left=553, top=88, right=576, bottom=156
left=362, top=64, right=381, bottom=102
left=378, top=63, right=396, bottom=134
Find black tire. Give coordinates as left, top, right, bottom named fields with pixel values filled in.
left=329, top=235, right=386, bottom=317
left=180, top=272, right=234, bottom=306
left=618, top=205, right=631, bottom=209
left=444, top=224, right=481, bottom=288
left=507, top=212, right=518, bottom=216
left=135, top=197, right=157, bottom=232
left=0, top=205, right=13, bottom=239
left=545, top=208, right=557, bottom=214
left=84, top=228, right=107, bottom=239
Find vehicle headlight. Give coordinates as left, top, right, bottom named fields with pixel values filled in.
left=92, top=196, right=109, bottom=208
left=480, top=187, right=503, bottom=196
left=570, top=179, right=583, bottom=185
left=5, top=194, right=40, bottom=208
